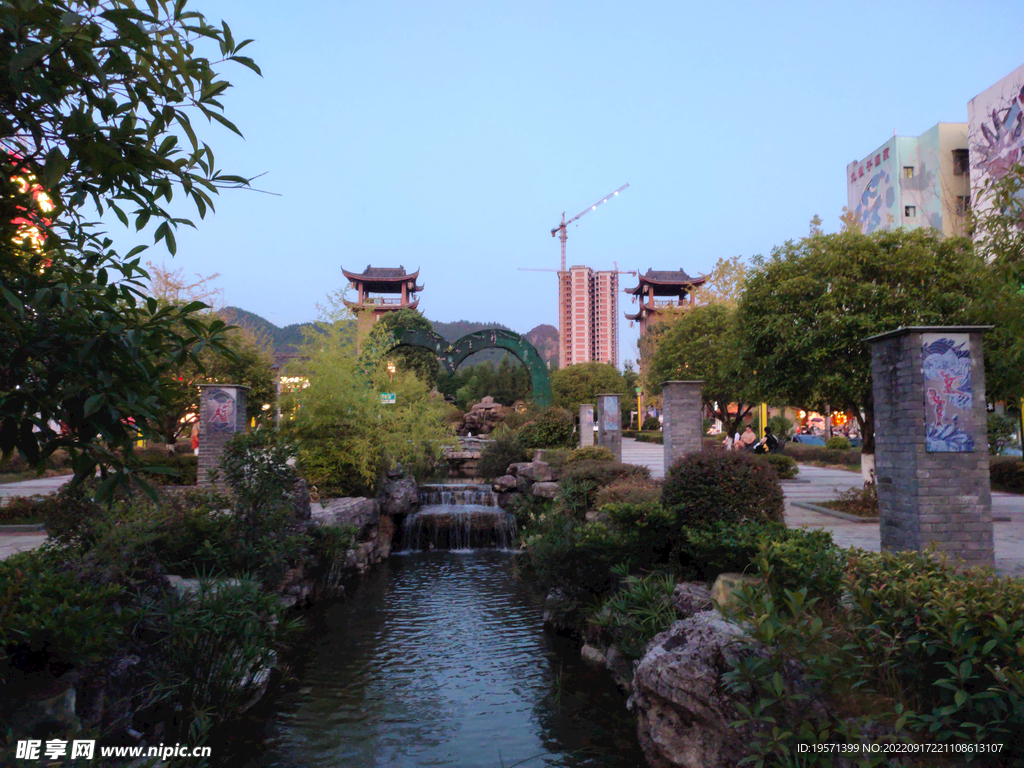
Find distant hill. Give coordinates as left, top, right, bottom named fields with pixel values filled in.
left=223, top=308, right=559, bottom=368
left=525, top=324, right=558, bottom=366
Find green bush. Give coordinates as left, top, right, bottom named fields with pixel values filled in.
left=641, top=415, right=661, bottom=431
left=593, top=477, right=662, bottom=508
left=559, top=460, right=651, bottom=512
left=662, top=450, right=784, bottom=528
left=845, top=549, right=1024, bottom=756
left=565, top=445, right=615, bottom=464
left=0, top=496, right=47, bottom=524
left=756, top=453, right=798, bottom=480
left=766, top=414, right=793, bottom=439
left=592, top=571, right=677, bottom=659
left=133, top=452, right=198, bottom=486
left=990, top=457, right=1024, bottom=493
left=987, top=412, right=1018, bottom=455
left=825, top=435, right=851, bottom=450
left=517, top=407, right=577, bottom=449
left=542, top=447, right=571, bottom=477
left=478, top=429, right=530, bottom=480
left=781, top=442, right=862, bottom=468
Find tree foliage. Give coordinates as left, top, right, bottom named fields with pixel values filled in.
left=646, top=304, right=756, bottom=435
left=695, top=255, right=747, bottom=308
left=0, top=0, right=259, bottom=494
left=550, top=362, right=625, bottom=413
left=368, top=308, right=439, bottom=385
left=738, top=228, right=987, bottom=454
left=437, top=356, right=532, bottom=409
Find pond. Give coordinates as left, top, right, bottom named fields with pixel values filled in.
left=244, top=550, right=645, bottom=768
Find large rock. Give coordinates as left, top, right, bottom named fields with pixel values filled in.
left=532, top=482, right=561, bottom=499
left=509, top=461, right=553, bottom=483
left=315, top=497, right=379, bottom=534
left=631, top=611, right=763, bottom=768
left=672, top=582, right=713, bottom=618
left=380, top=474, right=418, bottom=516
left=492, top=474, right=518, bottom=493
left=710, top=573, right=761, bottom=611
left=291, top=478, right=312, bottom=520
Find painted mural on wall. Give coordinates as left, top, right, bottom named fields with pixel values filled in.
left=968, top=62, right=1024, bottom=213
left=206, top=387, right=237, bottom=434
left=921, top=334, right=974, bottom=452
left=602, top=396, right=619, bottom=431
left=847, top=137, right=897, bottom=233
left=898, top=128, right=944, bottom=232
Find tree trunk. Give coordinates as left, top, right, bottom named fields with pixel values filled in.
left=857, top=400, right=875, bottom=486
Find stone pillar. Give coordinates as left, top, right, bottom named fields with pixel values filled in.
left=198, top=384, right=249, bottom=488
left=867, top=326, right=993, bottom=566
left=579, top=404, right=595, bottom=448
left=596, top=393, right=621, bottom=461
left=662, top=380, right=704, bottom=469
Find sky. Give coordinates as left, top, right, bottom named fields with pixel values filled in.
left=138, top=0, right=1024, bottom=366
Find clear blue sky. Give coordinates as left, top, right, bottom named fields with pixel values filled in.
left=150, top=0, right=1024, bottom=366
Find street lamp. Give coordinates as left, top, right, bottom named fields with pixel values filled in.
left=387, top=361, right=396, bottom=383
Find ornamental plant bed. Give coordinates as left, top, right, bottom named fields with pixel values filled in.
left=818, top=484, right=878, bottom=518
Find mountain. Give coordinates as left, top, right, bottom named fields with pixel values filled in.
left=222, top=308, right=559, bottom=368
left=525, top=324, right=558, bottom=366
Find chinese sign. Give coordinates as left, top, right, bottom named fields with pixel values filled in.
left=380, top=392, right=396, bottom=404
left=922, top=334, right=975, bottom=452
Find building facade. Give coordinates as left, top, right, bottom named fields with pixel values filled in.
left=968, top=62, right=1024, bottom=220
left=558, top=265, right=619, bottom=368
left=846, top=123, right=970, bottom=237
left=624, top=268, right=706, bottom=338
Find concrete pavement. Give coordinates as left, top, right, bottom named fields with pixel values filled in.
left=0, top=473, right=73, bottom=503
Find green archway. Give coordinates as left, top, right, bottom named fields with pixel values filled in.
left=389, top=327, right=552, bottom=407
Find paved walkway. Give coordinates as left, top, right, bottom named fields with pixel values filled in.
left=0, top=474, right=73, bottom=503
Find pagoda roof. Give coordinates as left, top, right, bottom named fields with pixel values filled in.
left=626, top=268, right=707, bottom=296
left=342, top=264, right=423, bottom=293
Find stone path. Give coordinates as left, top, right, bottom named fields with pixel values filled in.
left=620, top=438, right=1024, bottom=578
left=0, top=474, right=73, bottom=503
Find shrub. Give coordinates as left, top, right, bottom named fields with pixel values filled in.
left=565, top=445, right=615, bottom=464
left=542, top=447, right=571, bottom=477
left=219, top=429, right=297, bottom=540
left=593, top=477, right=662, bottom=508
left=821, top=483, right=878, bottom=517
left=756, top=453, right=798, bottom=480
left=133, top=452, right=198, bottom=486
left=0, top=496, right=47, bottom=524
left=662, top=450, right=784, bottom=528
left=517, top=406, right=576, bottom=449
left=824, top=435, right=851, bottom=450
left=987, top=412, right=1018, bottom=455
left=641, top=415, right=661, bottom=431
left=766, top=414, right=793, bottom=439
left=678, top=520, right=844, bottom=601
left=990, top=457, right=1024, bottom=493
left=478, top=429, right=530, bottom=480
left=845, top=549, right=1024, bottom=757
left=560, top=460, right=651, bottom=511
left=784, top=442, right=861, bottom=468
left=592, top=571, right=677, bottom=659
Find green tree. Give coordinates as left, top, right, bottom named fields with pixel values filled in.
left=367, top=308, right=439, bottom=385
left=0, top=0, right=258, bottom=494
left=646, top=304, right=756, bottom=436
left=695, top=255, right=747, bottom=308
left=551, top=362, right=625, bottom=412
left=738, top=228, right=987, bottom=477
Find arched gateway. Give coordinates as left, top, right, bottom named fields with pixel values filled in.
left=388, top=327, right=552, bottom=407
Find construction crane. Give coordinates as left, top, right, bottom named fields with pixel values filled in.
left=550, top=183, right=629, bottom=273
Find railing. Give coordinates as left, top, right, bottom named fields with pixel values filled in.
left=361, top=296, right=407, bottom=305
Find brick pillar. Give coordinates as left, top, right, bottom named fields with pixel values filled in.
left=662, top=380, right=704, bottom=469
left=579, top=404, right=595, bottom=448
left=868, top=326, right=993, bottom=566
left=198, top=384, right=249, bottom=488
left=596, top=393, right=621, bottom=461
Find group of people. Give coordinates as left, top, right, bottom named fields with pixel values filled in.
left=722, top=425, right=779, bottom=454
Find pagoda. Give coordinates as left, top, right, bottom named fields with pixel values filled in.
left=342, top=265, right=423, bottom=350
left=624, top=268, right=707, bottom=336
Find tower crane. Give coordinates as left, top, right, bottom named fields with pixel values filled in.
left=550, top=183, right=629, bottom=273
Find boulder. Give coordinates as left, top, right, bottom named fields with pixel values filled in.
left=380, top=474, right=418, bottom=516
left=532, top=482, right=561, bottom=499
left=584, top=510, right=611, bottom=525
left=315, top=497, right=379, bottom=534
left=710, top=573, right=761, bottom=610
left=581, top=643, right=607, bottom=666
left=631, top=611, right=762, bottom=768
left=291, top=477, right=311, bottom=520
left=520, top=461, right=553, bottom=482
left=492, top=474, right=518, bottom=493
left=673, top=582, right=713, bottom=618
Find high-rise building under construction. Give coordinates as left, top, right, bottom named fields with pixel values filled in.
left=558, top=265, right=618, bottom=369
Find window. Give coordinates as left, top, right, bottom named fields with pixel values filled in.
left=953, top=149, right=969, bottom=176
left=905, top=205, right=916, bottom=218
left=956, top=195, right=970, bottom=216
left=903, top=166, right=914, bottom=178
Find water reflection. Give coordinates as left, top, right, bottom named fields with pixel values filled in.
left=247, top=552, right=644, bottom=768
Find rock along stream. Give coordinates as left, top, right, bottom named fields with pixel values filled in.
left=243, top=490, right=646, bottom=768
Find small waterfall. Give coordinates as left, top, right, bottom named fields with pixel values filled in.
left=401, top=506, right=518, bottom=551
left=418, top=483, right=499, bottom=507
